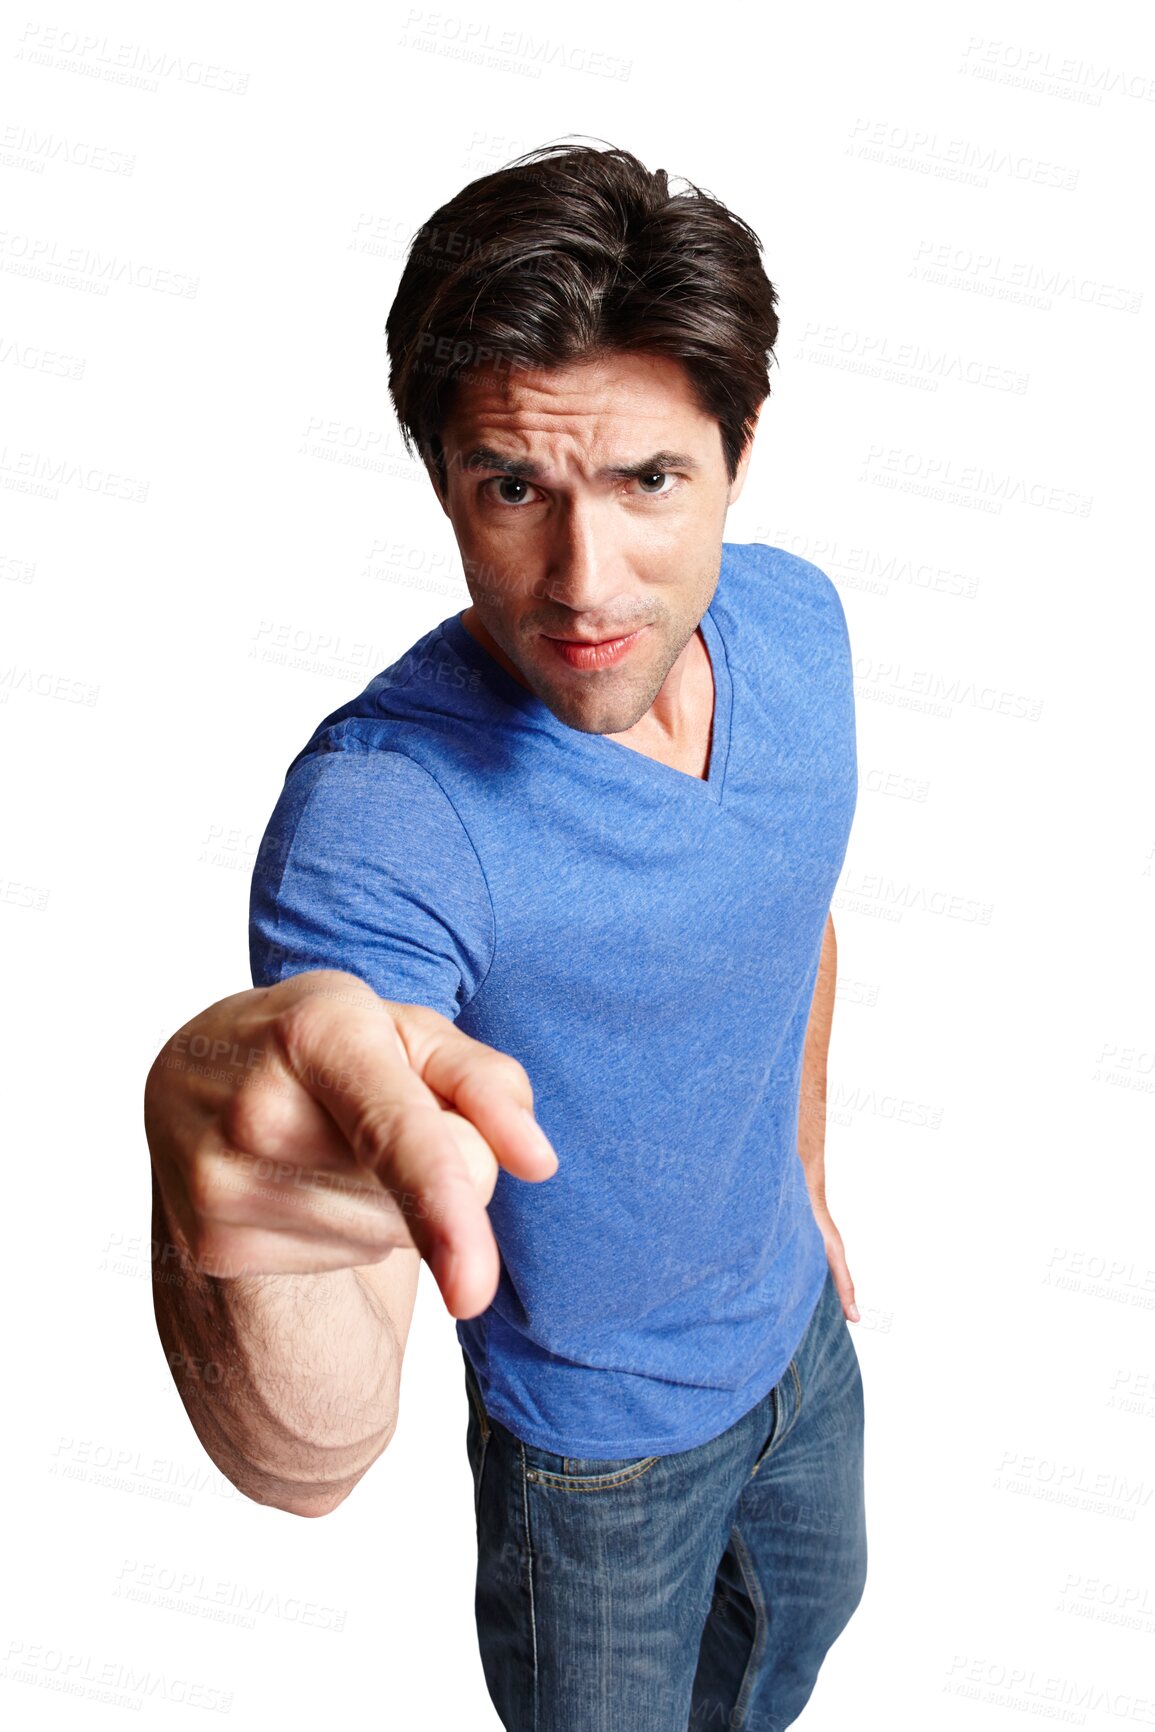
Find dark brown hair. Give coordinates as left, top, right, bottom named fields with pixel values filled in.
left=385, top=140, right=780, bottom=492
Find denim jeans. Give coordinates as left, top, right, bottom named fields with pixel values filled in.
left=463, top=1266, right=867, bottom=1732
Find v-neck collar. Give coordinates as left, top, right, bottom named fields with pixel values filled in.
left=441, top=597, right=734, bottom=806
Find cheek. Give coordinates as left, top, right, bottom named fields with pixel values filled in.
left=466, top=554, right=535, bottom=619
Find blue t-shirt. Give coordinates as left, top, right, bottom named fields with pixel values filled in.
left=248, top=540, right=858, bottom=1457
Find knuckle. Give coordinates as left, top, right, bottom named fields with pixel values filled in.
left=392, top=999, right=448, bottom=1031
left=276, top=993, right=335, bottom=1068
left=288, top=966, right=370, bottom=998
left=218, top=1081, right=281, bottom=1155
left=482, top=1048, right=531, bottom=1093
left=347, top=1095, right=413, bottom=1170
left=183, top=1154, right=225, bottom=1223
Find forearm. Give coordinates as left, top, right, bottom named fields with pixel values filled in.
left=150, top=1172, right=401, bottom=1516
left=797, top=913, right=836, bottom=1203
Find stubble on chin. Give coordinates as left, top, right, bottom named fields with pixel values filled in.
left=529, top=634, right=683, bottom=738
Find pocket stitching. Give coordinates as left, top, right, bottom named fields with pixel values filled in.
left=524, top=1455, right=661, bottom=1492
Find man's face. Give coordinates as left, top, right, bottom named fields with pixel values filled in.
left=429, top=351, right=757, bottom=736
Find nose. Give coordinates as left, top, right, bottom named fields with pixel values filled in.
left=537, top=500, right=626, bottom=619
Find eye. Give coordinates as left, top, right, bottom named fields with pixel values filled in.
left=483, top=476, right=538, bottom=507
left=632, top=471, right=679, bottom=496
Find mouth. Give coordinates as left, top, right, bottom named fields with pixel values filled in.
left=541, top=626, right=647, bottom=671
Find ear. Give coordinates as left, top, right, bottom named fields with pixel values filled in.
left=726, top=401, right=764, bottom=508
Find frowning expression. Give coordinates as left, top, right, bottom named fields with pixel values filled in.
left=429, top=350, right=757, bottom=736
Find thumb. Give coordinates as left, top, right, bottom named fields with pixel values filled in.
left=820, top=1221, right=860, bottom=1323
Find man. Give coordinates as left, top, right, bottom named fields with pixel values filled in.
left=145, top=142, right=865, bottom=1731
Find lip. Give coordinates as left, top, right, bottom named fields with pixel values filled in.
left=541, top=627, right=646, bottom=670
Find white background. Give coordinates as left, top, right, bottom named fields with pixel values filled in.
left=3, top=0, right=1154, bottom=1726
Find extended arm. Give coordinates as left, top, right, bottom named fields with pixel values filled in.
left=797, top=913, right=859, bottom=1322
left=144, top=973, right=557, bottom=1515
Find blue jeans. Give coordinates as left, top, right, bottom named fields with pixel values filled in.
left=463, top=1266, right=867, bottom=1731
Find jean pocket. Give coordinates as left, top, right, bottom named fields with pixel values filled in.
left=521, top=1441, right=661, bottom=1491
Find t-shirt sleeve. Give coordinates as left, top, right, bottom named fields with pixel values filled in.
left=248, top=745, right=495, bottom=1022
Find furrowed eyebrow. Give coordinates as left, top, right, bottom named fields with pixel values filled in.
left=605, top=451, right=700, bottom=479
left=463, top=446, right=538, bottom=478
left=461, top=446, right=699, bottom=480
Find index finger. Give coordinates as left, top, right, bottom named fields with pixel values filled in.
left=388, top=1001, right=560, bottom=1181
left=267, top=987, right=503, bottom=1317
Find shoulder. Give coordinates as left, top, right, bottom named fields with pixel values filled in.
left=715, top=540, right=851, bottom=649
left=281, top=616, right=486, bottom=778
left=723, top=539, right=843, bottom=611
left=250, top=739, right=495, bottom=1014
left=271, top=739, right=475, bottom=856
